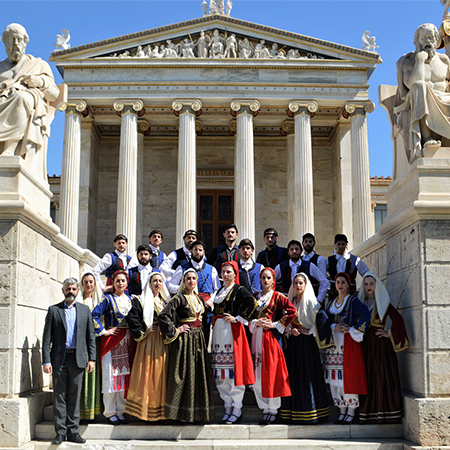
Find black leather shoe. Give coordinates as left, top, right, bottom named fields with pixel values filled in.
left=67, top=432, right=86, bottom=444
left=51, top=433, right=65, bottom=445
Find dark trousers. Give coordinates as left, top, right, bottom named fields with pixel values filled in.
left=52, top=352, right=85, bottom=435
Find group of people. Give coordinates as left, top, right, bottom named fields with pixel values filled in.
left=42, top=224, right=409, bottom=445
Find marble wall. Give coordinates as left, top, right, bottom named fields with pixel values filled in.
left=94, top=135, right=336, bottom=257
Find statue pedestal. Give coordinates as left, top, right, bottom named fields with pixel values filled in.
left=354, top=156, right=450, bottom=447
left=0, top=156, right=100, bottom=447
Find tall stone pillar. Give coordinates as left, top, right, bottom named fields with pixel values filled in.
left=137, top=120, right=150, bottom=247
left=113, top=100, right=145, bottom=253
left=230, top=99, right=260, bottom=244
left=281, top=120, right=296, bottom=240
left=344, top=101, right=375, bottom=247
left=287, top=100, right=318, bottom=239
left=172, top=99, right=202, bottom=248
left=58, top=100, right=88, bottom=243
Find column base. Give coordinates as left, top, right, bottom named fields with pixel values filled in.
left=0, top=391, right=51, bottom=447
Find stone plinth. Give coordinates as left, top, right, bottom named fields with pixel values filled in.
left=0, top=158, right=100, bottom=447
left=353, top=154, right=450, bottom=447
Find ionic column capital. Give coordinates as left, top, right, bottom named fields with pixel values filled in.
left=137, top=119, right=151, bottom=136
left=288, top=100, right=318, bottom=118
left=59, top=100, right=89, bottom=117
left=229, top=119, right=237, bottom=136
left=172, top=99, right=202, bottom=117
left=230, top=99, right=260, bottom=117
left=195, top=119, right=203, bottom=136
left=280, top=120, right=295, bottom=136
left=343, top=100, right=375, bottom=119
left=114, top=99, right=145, bottom=117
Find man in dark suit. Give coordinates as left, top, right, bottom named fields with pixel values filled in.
left=42, top=277, right=96, bottom=445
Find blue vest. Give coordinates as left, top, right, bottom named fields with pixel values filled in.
left=104, top=252, right=132, bottom=278
left=150, top=251, right=165, bottom=269
left=172, top=247, right=188, bottom=270
left=180, top=260, right=215, bottom=295
left=239, top=261, right=262, bottom=294
left=279, top=259, right=311, bottom=293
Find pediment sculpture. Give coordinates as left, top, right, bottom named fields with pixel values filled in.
left=100, top=29, right=328, bottom=60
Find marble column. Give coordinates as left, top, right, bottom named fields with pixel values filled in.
left=113, top=99, right=145, bottom=253
left=343, top=101, right=375, bottom=247
left=281, top=120, right=296, bottom=239
left=172, top=99, right=202, bottom=248
left=58, top=100, right=88, bottom=243
left=230, top=99, right=260, bottom=244
left=287, top=100, right=318, bottom=239
left=137, top=120, right=150, bottom=248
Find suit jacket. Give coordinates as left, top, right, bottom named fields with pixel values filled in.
left=42, top=301, right=96, bottom=369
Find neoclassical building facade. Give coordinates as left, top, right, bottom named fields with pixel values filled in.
left=51, top=14, right=381, bottom=255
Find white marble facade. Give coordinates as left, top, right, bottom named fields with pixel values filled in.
left=51, top=14, right=380, bottom=254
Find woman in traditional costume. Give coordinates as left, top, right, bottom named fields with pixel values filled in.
left=280, top=273, right=329, bottom=424
left=249, top=268, right=297, bottom=425
left=209, top=261, right=257, bottom=424
left=358, top=271, right=409, bottom=424
left=79, top=273, right=103, bottom=420
left=91, top=270, right=135, bottom=425
left=322, top=272, right=371, bottom=424
left=158, top=268, right=215, bottom=423
left=125, top=272, right=170, bottom=421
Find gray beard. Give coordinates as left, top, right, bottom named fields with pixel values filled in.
left=424, top=47, right=436, bottom=64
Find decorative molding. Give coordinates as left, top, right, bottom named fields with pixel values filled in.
left=195, top=119, right=203, bottom=136
left=280, top=119, right=295, bottom=136
left=342, top=100, right=375, bottom=118
left=172, top=99, right=202, bottom=117
left=287, top=100, right=318, bottom=118
left=137, top=119, right=151, bottom=135
left=229, top=119, right=237, bottom=136
left=113, top=99, right=145, bottom=117
left=230, top=99, right=260, bottom=117
left=59, top=100, right=89, bottom=117
left=197, top=169, right=234, bottom=188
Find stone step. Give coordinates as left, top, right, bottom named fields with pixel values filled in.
left=29, top=438, right=408, bottom=450
left=35, top=422, right=403, bottom=441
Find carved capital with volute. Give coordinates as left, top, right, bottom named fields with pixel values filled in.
left=230, top=99, right=260, bottom=117
left=342, top=100, right=375, bottom=119
left=280, top=120, right=295, bottom=136
left=137, top=119, right=151, bottom=136
left=114, top=99, right=145, bottom=117
left=59, top=100, right=89, bottom=117
left=287, top=100, right=318, bottom=118
left=172, top=99, right=202, bottom=117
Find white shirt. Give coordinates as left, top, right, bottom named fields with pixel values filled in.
left=330, top=252, right=369, bottom=276
left=137, top=263, right=152, bottom=290
left=302, top=251, right=327, bottom=277
left=274, top=259, right=330, bottom=303
left=129, top=244, right=167, bottom=269
left=167, top=257, right=220, bottom=295
left=92, top=249, right=131, bottom=289
left=239, top=259, right=263, bottom=273
left=159, top=245, right=191, bottom=280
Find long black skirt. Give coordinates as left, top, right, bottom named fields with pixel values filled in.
left=280, top=333, right=329, bottom=424
left=164, top=327, right=215, bottom=423
left=360, top=326, right=402, bottom=424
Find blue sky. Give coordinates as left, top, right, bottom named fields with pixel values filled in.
left=1, top=0, right=444, bottom=177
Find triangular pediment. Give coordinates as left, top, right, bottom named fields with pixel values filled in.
left=50, top=15, right=381, bottom=64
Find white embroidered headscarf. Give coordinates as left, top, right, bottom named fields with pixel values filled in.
left=80, top=272, right=103, bottom=310
left=358, top=271, right=390, bottom=321
left=178, top=268, right=199, bottom=295
left=288, top=273, right=321, bottom=329
left=141, top=271, right=170, bottom=328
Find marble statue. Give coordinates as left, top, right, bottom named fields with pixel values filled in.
left=287, top=49, right=301, bottom=59
left=151, top=44, right=163, bottom=58
left=181, top=38, right=195, bottom=58
left=394, top=23, right=450, bottom=160
left=442, top=0, right=450, bottom=17
left=224, top=34, right=237, bottom=58
left=254, top=40, right=271, bottom=59
left=164, top=40, right=179, bottom=58
left=361, top=31, right=379, bottom=52
left=202, top=0, right=208, bottom=16
left=239, top=38, right=253, bottom=59
left=225, top=0, right=232, bottom=16
left=196, top=31, right=209, bottom=58
left=216, top=0, right=225, bottom=14
left=209, top=0, right=220, bottom=14
left=0, top=23, right=59, bottom=164
left=209, top=30, right=224, bottom=58
left=54, top=29, right=70, bottom=51
left=135, top=45, right=145, bottom=58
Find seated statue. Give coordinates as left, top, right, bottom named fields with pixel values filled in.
left=394, top=23, right=450, bottom=161
left=0, top=23, right=59, bottom=163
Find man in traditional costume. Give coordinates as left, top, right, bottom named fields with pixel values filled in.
left=237, top=238, right=264, bottom=295
left=256, top=228, right=289, bottom=269
left=128, top=244, right=163, bottom=295
left=207, top=224, right=240, bottom=271
left=148, top=229, right=166, bottom=269
left=394, top=23, right=450, bottom=160
left=0, top=23, right=59, bottom=164
left=301, top=233, right=327, bottom=297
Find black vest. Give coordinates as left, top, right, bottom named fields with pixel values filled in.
left=172, top=247, right=188, bottom=270
left=327, top=254, right=358, bottom=295
left=279, top=259, right=311, bottom=294
left=302, top=253, right=321, bottom=297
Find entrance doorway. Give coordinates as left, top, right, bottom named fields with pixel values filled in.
left=197, top=190, right=234, bottom=255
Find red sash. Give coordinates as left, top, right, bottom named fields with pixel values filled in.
left=230, top=321, right=255, bottom=386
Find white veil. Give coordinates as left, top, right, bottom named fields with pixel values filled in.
left=177, top=268, right=199, bottom=295
left=358, top=271, right=391, bottom=321
left=141, top=271, right=171, bottom=328
left=287, top=272, right=321, bottom=329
